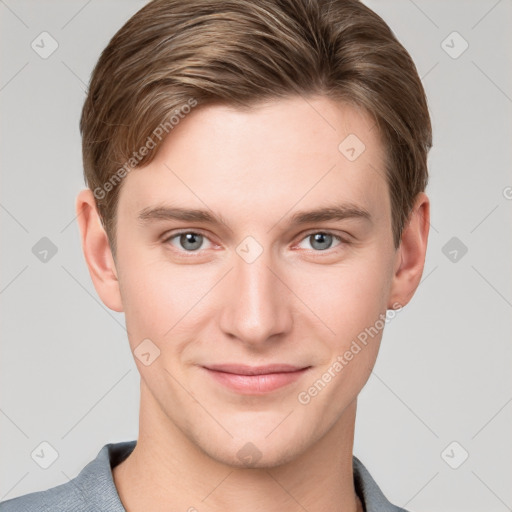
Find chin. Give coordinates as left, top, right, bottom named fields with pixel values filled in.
left=195, top=428, right=311, bottom=470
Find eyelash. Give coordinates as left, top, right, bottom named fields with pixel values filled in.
left=162, top=229, right=348, bottom=256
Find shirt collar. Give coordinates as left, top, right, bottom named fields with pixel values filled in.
left=76, top=441, right=407, bottom=512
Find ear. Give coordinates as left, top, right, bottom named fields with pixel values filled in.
left=75, top=189, right=123, bottom=312
left=388, top=192, right=430, bottom=309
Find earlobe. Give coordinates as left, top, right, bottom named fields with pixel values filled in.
left=75, top=189, right=124, bottom=312
left=388, top=192, right=430, bottom=309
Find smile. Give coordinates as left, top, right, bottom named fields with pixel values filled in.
left=201, top=364, right=312, bottom=394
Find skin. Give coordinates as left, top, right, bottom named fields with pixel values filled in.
left=76, top=95, right=429, bottom=512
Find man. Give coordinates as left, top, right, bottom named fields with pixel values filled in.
left=0, top=0, right=431, bottom=510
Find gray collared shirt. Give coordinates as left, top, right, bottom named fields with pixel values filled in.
left=0, top=441, right=410, bottom=511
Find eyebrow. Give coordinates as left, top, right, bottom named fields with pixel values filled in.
left=137, top=202, right=372, bottom=229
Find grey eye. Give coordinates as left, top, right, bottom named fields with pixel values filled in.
left=309, top=232, right=335, bottom=251
left=177, top=232, right=204, bottom=251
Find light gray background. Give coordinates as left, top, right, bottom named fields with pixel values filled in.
left=1, top=1, right=511, bottom=510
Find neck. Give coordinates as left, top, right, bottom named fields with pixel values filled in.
left=113, top=382, right=362, bottom=512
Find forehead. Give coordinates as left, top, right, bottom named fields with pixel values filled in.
left=117, top=95, right=390, bottom=228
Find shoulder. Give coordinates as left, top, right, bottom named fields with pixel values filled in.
left=0, top=479, right=86, bottom=512
left=0, top=441, right=136, bottom=512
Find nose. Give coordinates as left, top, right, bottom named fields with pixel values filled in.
left=218, top=244, right=293, bottom=348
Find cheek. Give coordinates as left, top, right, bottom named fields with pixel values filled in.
left=298, top=255, right=393, bottom=342
left=294, top=260, right=392, bottom=412
left=117, top=251, right=218, bottom=349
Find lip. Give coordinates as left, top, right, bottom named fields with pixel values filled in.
left=201, top=364, right=311, bottom=394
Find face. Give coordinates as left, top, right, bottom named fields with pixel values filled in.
left=111, top=96, right=401, bottom=467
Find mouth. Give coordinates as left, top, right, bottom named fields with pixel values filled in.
left=201, top=364, right=312, bottom=394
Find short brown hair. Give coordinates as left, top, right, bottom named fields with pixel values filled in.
left=80, top=0, right=432, bottom=257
